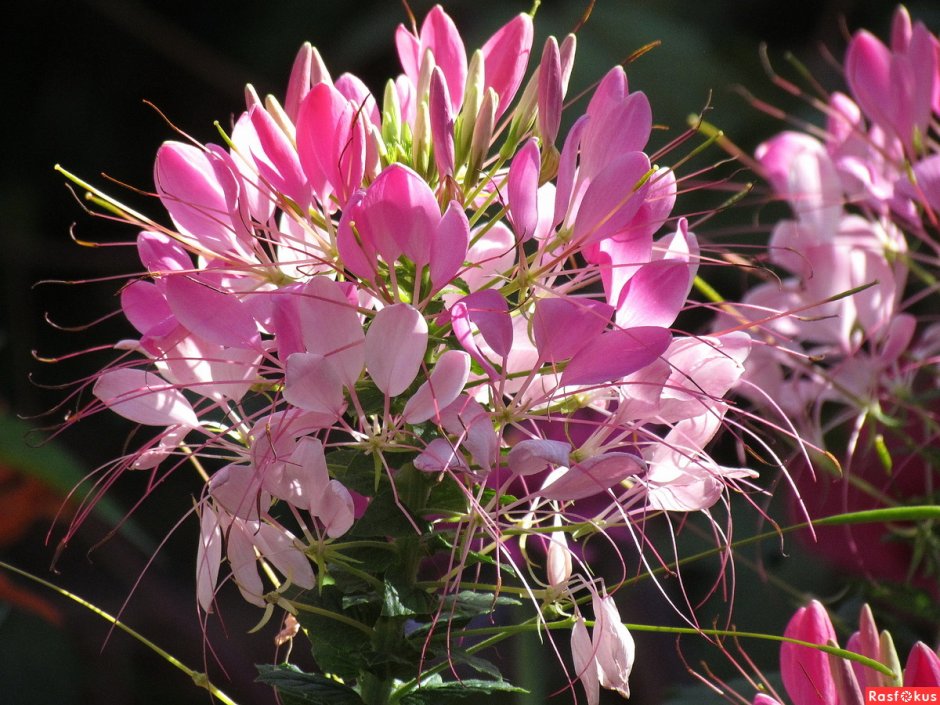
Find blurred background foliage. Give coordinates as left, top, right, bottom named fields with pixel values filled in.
left=1, top=1, right=937, bottom=704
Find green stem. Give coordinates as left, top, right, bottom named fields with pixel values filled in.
left=0, top=560, right=239, bottom=705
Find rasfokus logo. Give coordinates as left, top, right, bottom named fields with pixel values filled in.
left=867, top=687, right=940, bottom=702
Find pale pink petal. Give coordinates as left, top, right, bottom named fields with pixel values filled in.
left=571, top=616, right=600, bottom=705
left=560, top=326, right=671, bottom=387
left=315, top=480, right=356, bottom=538
left=93, top=368, right=198, bottom=427
left=296, top=276, right=366, bottom=387
left=283, top=352, right=346, bottom=415
left=415, top=437, right=468, bottom=474
left=582, top=91, right=652, bottom=179
left=365, top=303, right=428, bottom=397
left=253, top=523, right=316, bottom=589
left=208, top=462, right=269, bottom=521
left=227, top=520, right=266, bottom=607
left=592, top=593, right=635, bottom=698
left=540, top=453, right=644, bottom=501
left=507, top=438, right=571, bottom=476
left=196, top=505, right=223, bottom=612
left=402, top=349, right=471, bottom=424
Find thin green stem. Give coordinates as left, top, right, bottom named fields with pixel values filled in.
left=0, top=560, right=239, bottom=705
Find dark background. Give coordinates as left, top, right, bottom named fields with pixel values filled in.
left=1, top=1, right=936, bottom=704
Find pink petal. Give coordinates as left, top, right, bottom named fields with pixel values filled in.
left=248, top=105, right=309, bottom=208
left=537, top=36, right=563, bottom=145
left=365, top=304, right=428, bottom=397
left=163, top=274, right=260, bottom=349
left=429, top=68, right=455, bottom=178
left=482, top=13, right=534, bottom=119
left=582, top=91, right=652, bottom=180
left=508, top=138, right=541, bottom=241
left=354, top=164, right=439, bottom=270
left=904, top=643, right=940, bottom=687
left=572, top=152, right=652, bottom=245
left=296, top=83, right=365, bottom=205
left=419, top=6, right=467, bottom=112
left=781, top=601, right=839, bottom=705
left=440, top=395, right=498, bottom=472
left=93, top=368, right=198, bottom=427
left=455, top=290, right=513, bottom=358
left=560, top=326, right=671, bottom=387
left=209, top=463, right=269, bottom=521
left=533, top=296, right=613, bottom=363
left=430, top=201, right=470, bottom=291
left=284, top=42, right=331, bottom=122
left=121, top=281, right=174, bottom=336
left=136, top=231, right=191, bottom=275
left=614, top=261, right=692, bottom=328
left=316, top=480, right=356, bottom=538
left=402, top=349, right=471, bottom=423
left=540, top=453, right=644, bottom=501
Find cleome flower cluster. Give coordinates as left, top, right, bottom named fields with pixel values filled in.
left=56, top=5, right=765, bottom=703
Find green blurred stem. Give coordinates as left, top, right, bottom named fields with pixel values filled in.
left=0, top=560, right=239, bottom=705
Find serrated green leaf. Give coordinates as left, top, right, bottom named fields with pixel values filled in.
left=256, top=664, right=364, bottom=705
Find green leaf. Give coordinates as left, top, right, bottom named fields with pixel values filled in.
left=327, top=450, right=378, bottom=497
left=381, top=580, right=434, bottom=618
left=398, top=679, right=526, bottom=704
left=256, top=664, right=364, bottom=705
left=293, top=587, right=375, bottom=681
left=441, top=591, right=521, bottom=619
left=349, top=486, right=422, bottom=539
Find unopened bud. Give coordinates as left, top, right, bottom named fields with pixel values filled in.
left=382, top=79, right=403, bottom=147
left=456, top=49, right=485, bottom=166
left=500, top=70, right=539, bottom=159
left=412, top=99, right=432, bottom=178
left=467, top=87, right=498, bottom=185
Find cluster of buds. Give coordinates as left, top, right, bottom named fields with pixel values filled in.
left=725, top=6, right=940, bottom=587
left=54, top=4, right=767, bottom=702
left=752, top=600, right=940, bottom=705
